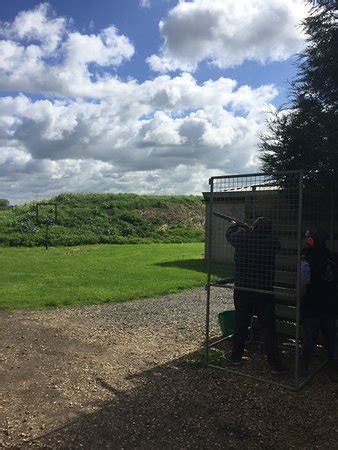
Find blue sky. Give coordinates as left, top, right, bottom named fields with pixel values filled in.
left=1, top=0, right=297, bottom=102
left=0, top=0, right=307, bottom=203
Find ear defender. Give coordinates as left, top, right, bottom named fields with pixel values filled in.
left=306, top=236, right=314, bottom=247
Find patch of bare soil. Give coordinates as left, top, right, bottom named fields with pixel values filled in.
left=135, top=203, right=205, bottom=228
left=1, top=288, right=337, bottom=449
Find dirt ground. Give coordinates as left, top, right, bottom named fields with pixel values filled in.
left=1, top=288, right=337, bottom=449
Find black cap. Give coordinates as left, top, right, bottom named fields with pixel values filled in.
left=253, top=217, right=272, bottom=233
left=305, top=227, right=328, bottom=246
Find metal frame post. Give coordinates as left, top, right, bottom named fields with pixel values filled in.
left=205, top=178, right=214, bottom=366
left=36, top=203, right=58, bottom=250
left=45, top=223, right=49, bottom=250
left=330, top=193, right=335, bottom=251
left=294, top=171, right=303, bottom=390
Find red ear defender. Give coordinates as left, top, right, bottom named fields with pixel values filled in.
left=306, top=236, right=314, bottom=247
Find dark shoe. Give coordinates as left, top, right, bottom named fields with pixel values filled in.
left=228, top=353, right=242, bottom=366
left=270, top=362, right=289, bottom=375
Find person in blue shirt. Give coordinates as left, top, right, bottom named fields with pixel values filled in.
left=300, top=228, right=338, bottom=376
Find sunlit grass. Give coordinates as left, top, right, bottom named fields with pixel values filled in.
left=0, top=243, right=230, bottom=309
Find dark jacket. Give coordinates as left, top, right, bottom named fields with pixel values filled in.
left=226, top=224, right=281, bottom=291
left=301, top=247, right=338, bottom=316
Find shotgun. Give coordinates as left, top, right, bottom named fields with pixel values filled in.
left=213, top=211, right=250, bottom=229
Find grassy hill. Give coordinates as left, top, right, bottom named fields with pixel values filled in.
left=0, top=193, right=205, bottom=247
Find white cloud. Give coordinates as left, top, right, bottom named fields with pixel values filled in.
left=0, top=3, right=134, bottom=97
left=0, top=73, right=276, bottom=202
left=148, top=0, right=309, bottom=72
left=0, top=3, right=281, bottom=203
left=64, top=26, right=134, bottom=67
left=140, top=0, right=151, bottom=8
left=0, top=74, right=276, bottom=161
left=0, top=3, right=67, bottom=52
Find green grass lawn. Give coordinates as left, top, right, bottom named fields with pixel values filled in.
left=0, top=243, right=231, bottom=309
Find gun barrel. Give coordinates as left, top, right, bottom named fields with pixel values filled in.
left=213, top=211, right=248, bottom=228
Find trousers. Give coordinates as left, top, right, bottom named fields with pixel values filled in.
left=301, top=314, right=336, bottom=362
left=231, top=290, right=281, bottom=365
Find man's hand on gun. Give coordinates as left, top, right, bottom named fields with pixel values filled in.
left=234, top=221, right=251, bottom=231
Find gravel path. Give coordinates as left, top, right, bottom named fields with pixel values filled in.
left=1, top=288, right=337, bottom=449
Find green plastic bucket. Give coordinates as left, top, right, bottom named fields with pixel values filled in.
left=218, top=310, right=236, bottom=336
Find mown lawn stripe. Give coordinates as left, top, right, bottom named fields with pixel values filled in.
left=1, top=243, right=230, bottom=309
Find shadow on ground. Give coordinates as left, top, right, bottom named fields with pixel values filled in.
left=156, top=259, right=231, bottom=278
left=30, top=348, right=337, bottom=449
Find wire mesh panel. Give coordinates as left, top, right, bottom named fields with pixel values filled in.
left=204, top=171, right=313, bottom=391
left=206, top=173, right=301, bottom=295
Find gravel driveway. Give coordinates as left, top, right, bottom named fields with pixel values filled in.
left=1, top=288, right=337, bottom=448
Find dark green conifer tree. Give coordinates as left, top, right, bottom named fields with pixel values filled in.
left=260, top=3, right=338, bottom=192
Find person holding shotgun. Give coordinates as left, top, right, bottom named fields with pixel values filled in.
left=223, top=214, right=288, bottom=374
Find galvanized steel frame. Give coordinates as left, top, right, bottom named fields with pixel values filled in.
left=204, top=170, right=329, bottom=392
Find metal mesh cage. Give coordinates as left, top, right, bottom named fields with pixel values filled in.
left=204, top=171, right=334, bottom=391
